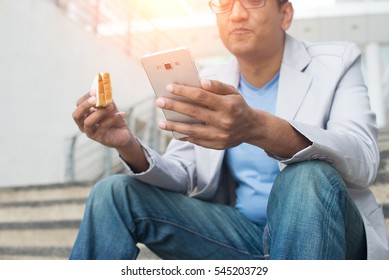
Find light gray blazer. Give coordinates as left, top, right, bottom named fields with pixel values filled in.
left=128, top=34, right=389, bottom=259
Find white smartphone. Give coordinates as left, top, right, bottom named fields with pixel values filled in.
left=141, top=47, right=204, bottom=138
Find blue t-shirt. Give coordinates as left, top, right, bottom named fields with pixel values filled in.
left=225, top=73, right=280, bottom=226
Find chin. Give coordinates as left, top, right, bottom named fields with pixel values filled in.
left=227, top=44, right=255, bottom=58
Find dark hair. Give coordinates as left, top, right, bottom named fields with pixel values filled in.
left=278, top=0, right=289, bottom=7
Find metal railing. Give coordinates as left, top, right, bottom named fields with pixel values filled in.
left=54, top=0, right=179, bottom=183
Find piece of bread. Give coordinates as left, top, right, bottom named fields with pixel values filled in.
left=91, top=72, right=113, bottom=107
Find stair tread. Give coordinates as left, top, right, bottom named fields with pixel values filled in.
left=0, top=198, right=87, bottom=208
left=0, top=220, right=81, bottom=230
left=0, top=246, right=72, bottom=259
left=0, top=244, right=160, bottom=260
left=0, top=229, right=78, bottom=247
left=0, top=184, right=93, bottom=203
left=0, top=204, right=85, bottom=223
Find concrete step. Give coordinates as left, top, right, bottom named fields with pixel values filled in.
left=0, top=183, right=92, bottom=203
left=0, top=182, right=159, bottom=260
left=0, top=244, right=158, bottom=260
left=0, top=229, right=78, bottom=259
left=370, top=184, right=389, bottom=206
left=0, top=184, right=85, bottom=259
left=0, top=179, right=387, bottom=260
left=0, top=229, right=78, bottom=247
left=0, top=204, right=85, bottom=223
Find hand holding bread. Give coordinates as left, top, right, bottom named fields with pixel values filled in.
left=72, top=72, right=130, bottom=146
left=72, top=72, right=149, bottom=172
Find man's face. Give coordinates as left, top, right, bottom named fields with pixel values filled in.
left=216, top=0, right=293, bottom=61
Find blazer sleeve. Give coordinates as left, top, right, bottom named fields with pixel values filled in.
left=280, top=44, right=379, bottom=189
left=121, top=138, right=198, bottom=194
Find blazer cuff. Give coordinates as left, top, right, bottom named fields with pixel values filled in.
left=273, top=121, right=335, bottom=165
left=276, top=143, right=335, bottom=165
left=119, top=138, right=156, bottom=176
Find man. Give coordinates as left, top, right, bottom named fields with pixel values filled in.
left=70, top=0, right=389, bottom=259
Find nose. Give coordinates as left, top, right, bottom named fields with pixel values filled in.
left=230, top=0, right=249, bottom=21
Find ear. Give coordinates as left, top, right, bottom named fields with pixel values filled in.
left=281, top=2, right=294, bottom=31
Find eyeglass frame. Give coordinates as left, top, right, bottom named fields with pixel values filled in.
left=208, top=0, right=288, bottom=14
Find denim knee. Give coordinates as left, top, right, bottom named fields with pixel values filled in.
left=86, top=175, right=147, bottom=213
left=91, top=174, right=131, bottom=199
left=270, top=161, right=348, bottom=209
left=266, top=161, right=358, bottom=259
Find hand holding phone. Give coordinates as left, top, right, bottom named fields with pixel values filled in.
left=141, top=47, right=204, bottom=138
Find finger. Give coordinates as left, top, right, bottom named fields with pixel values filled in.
left=156, top=98, right=211, bottom=124
left=160, top=123, right=228, bottom=150
left=159, top=120, right=200, bottom=138
left=166, top=83, right=221, bottom=109
left=76, top=91, right=94, bottom=107
left=167, top=80, right=238, bottom=109
left=99, top=111, right=127, bottom=130
left=158, top=120, right=223, bottom=141
left=158, top=120, right=236, bottom=150
left=200, top=79, right=237, bottom=96
left=83, top=104, right=116, bottom=135
left=72, top=95, right=97, bottom=132
left=86, top=112, right=126, bottom=141
left=183, top=137, right=227, bottom=151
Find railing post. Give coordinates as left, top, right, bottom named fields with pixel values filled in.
left=103, top=147, right=113, bottom=178
left=65, top=133, right=78, bottom=183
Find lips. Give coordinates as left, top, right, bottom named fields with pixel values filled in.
left=230, top=27, right=251, bottom=35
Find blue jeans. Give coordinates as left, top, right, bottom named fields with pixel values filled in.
left=69, top=161, right=366, bottom=260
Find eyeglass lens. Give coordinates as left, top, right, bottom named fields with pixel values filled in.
left=210, top=0, right=266, bottom=13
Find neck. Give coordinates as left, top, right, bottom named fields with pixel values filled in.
left=238, top=40, right=285, bottom=89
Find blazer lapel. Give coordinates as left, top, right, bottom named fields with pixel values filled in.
left=276, top=35, right=313, bottom=121
left=211, top=35, right=313, bottom=121
left=215, top=58, right=241, bottom=88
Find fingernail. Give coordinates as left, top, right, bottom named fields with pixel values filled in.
left=201, top=79, right=212, bottom=88
left=166, top=84, right=174, bottom=92
left=158, top=120, right=167, bottom=130
left=88, top=96, right=96, bottom=104
left=156, top=98, right=165, bottom=108
left=115, top=111, right=126, bottom=117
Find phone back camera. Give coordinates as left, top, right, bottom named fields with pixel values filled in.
left=164, top=62, right=173, bottom=70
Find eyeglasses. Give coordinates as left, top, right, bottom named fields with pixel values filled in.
left=209, top=0, right=267, bottom=14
